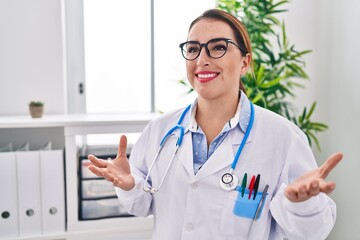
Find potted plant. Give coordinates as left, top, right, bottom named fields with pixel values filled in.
left=29, top=101, right=44, bottom=118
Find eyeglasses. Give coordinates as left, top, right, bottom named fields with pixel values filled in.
left=179, top=38, right=246, bottom=61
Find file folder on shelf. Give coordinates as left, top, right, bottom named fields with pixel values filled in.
left=0, top=152, right=19, bottom=238
left=40, top=149, right=66, bottom=234
left=16, top=151, right=42, bottom=237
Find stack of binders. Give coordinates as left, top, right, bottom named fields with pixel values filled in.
left=0, top=142, right=66, bottom=238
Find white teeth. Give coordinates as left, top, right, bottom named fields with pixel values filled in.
left=197, top=73, right=217, bottom=78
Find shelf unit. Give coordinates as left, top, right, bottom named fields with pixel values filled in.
left=0, top=113, right=158, bottom=240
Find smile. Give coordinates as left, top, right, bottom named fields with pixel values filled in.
left=195, top=72, right=219, bottom=83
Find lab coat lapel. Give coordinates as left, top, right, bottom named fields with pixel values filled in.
left=178, top=132, right=195, bottom=178
left=194, top=127, right=253, bottom=182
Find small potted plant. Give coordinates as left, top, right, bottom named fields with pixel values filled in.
left=28, top=101, right=44, bottom=118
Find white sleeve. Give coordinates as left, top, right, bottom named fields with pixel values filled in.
left=269, top=130, right=336, bottom=240
left=115, top=124, right=154, bottom=217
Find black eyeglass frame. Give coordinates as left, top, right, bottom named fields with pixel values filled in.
left=179, top=37, right=247, bottom=61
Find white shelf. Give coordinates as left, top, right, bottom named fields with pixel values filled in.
left=0, top=113, right=158, bottom=129
left=0, top=114, right=157, bottom=240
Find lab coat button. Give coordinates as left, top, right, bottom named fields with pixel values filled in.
left=185, top=223, right=194, bottom=232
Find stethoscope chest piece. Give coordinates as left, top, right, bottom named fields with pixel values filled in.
left=220, top=172, right=239, bottom=191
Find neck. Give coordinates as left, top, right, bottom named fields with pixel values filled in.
left=195, top=92, right=240, bottom=145
left=196, top=92, right=240, bottom=122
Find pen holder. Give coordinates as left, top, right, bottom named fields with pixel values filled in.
left=232, top=187, right=267, bottom=220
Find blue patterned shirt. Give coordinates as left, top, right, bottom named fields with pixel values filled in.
left=188, top=92, right=252, bottom=174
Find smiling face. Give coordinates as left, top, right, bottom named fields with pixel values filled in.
left=185, top=19, right=250, bottom=103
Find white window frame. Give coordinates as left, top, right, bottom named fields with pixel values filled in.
left=64, top=0, right=216, bottom=114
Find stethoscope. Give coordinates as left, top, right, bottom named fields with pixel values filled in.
left=143, top=102, right=254, bottom=193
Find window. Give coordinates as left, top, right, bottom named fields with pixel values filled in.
left=83, top=0, right=151, bottom=113
left=78, top=0, right=216, bottom=114
left=153, top=1, right=216, bottom=113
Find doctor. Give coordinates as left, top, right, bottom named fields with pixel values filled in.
left=88, top=9, right=343, bottom=240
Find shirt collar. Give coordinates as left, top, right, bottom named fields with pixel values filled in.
left=184, top=91, right=252, bottom=134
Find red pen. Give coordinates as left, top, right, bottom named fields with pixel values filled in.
left=248, top=175, right=256, bottom=199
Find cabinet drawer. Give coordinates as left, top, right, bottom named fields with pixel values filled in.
left=79, top=198, right=131, bottom=220
left=81, top=179, right=116, bottom=199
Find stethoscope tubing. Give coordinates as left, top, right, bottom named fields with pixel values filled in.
left=230, top=102, right=255, bottom=172
left=143, top=105, right=191, bottom=193
left=144, top=102, right=255, bottom=193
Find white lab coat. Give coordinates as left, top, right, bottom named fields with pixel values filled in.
left=116, top=104, right=336, bottom=240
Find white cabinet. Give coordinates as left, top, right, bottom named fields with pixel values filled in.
left=0, top=113, right=157, bottom=240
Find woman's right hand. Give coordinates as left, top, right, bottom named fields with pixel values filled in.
left=87, top=135, right=135, bottom=191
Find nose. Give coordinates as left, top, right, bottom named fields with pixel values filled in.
left=196, top=46, right=210, bottom=66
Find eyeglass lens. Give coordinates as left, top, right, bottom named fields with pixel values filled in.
left=181, top=39, right=229, bottom=60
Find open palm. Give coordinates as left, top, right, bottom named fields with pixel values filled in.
left=285, top=152, right=343, bottom=202
left=87, top=135, right=135, bottom=191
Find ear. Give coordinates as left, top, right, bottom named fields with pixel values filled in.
left=240, top=53, right=251, bottom=76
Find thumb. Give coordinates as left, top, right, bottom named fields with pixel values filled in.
left=117, top=135, right=128, bottom=158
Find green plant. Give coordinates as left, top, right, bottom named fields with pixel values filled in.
left=29, top=101, right=44, bottom=107
left=180, top=0, right=328, bottom=151
left=218, top=0, right=328, bottom=151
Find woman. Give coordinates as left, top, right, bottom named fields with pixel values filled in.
left=88, top=9, right=343, bottom=240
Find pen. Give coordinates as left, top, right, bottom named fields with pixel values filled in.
left=248, top=184, right=269, bottom=239
left=241, top=173, right=247, bottom=197
left=248, top=175, right=255, bottom=199
left=253, top=184, right=269, bottom=220
left=253, top=174, right=260, bottom=200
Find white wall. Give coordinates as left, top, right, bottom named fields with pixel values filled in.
left=318, top=1, right=360, bottom=239
left=0, top=0, right=359, bottom=238
left=284, top=0, right=360, bottom=239
left=0, top=0, right=65, bottom=115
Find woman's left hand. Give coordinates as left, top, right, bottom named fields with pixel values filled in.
left=285, top=152, right=343, bottom=202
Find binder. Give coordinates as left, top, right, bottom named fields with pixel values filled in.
left=16, top=151, right=42, bottom=237
left=39, top=150, right=65, bottom=234
left=0, top=152, right=19, bottom=238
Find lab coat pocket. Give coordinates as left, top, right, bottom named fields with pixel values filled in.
left=233, top=187, right=267, bottom=220
left=220, top=191, right=247, bottom=237
left=220, top=188, right=268, bottom=237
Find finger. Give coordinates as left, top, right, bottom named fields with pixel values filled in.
left=88, top=154, right=108, bottom=168
left=297, top=185, right=308, bottom=199
left=88, top=164, right=104, bottom=177
left=319, top=181, right=336, bottom=194
left=285, top=187, right=299, bottom=202
left=113, top=176, right=135, bottom=191
left=117, top=135, right=128, bottom=158
left=102, top=170, right=115, bottom=182
left=319, top=152, right=343, bottom=178
left=113, top=177, right=122, bottom=188
left=113, top=177, right=127, bottom=189
left=308, top=180, right=320, bottom=196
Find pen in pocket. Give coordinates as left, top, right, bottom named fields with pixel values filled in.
left=253, top=174, right=260, bottom=200
left=248, top=175, right=255, bottom=199
left=247, top=184, right=269, bottom=239
left=241, top=173, right=247, bottom=197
